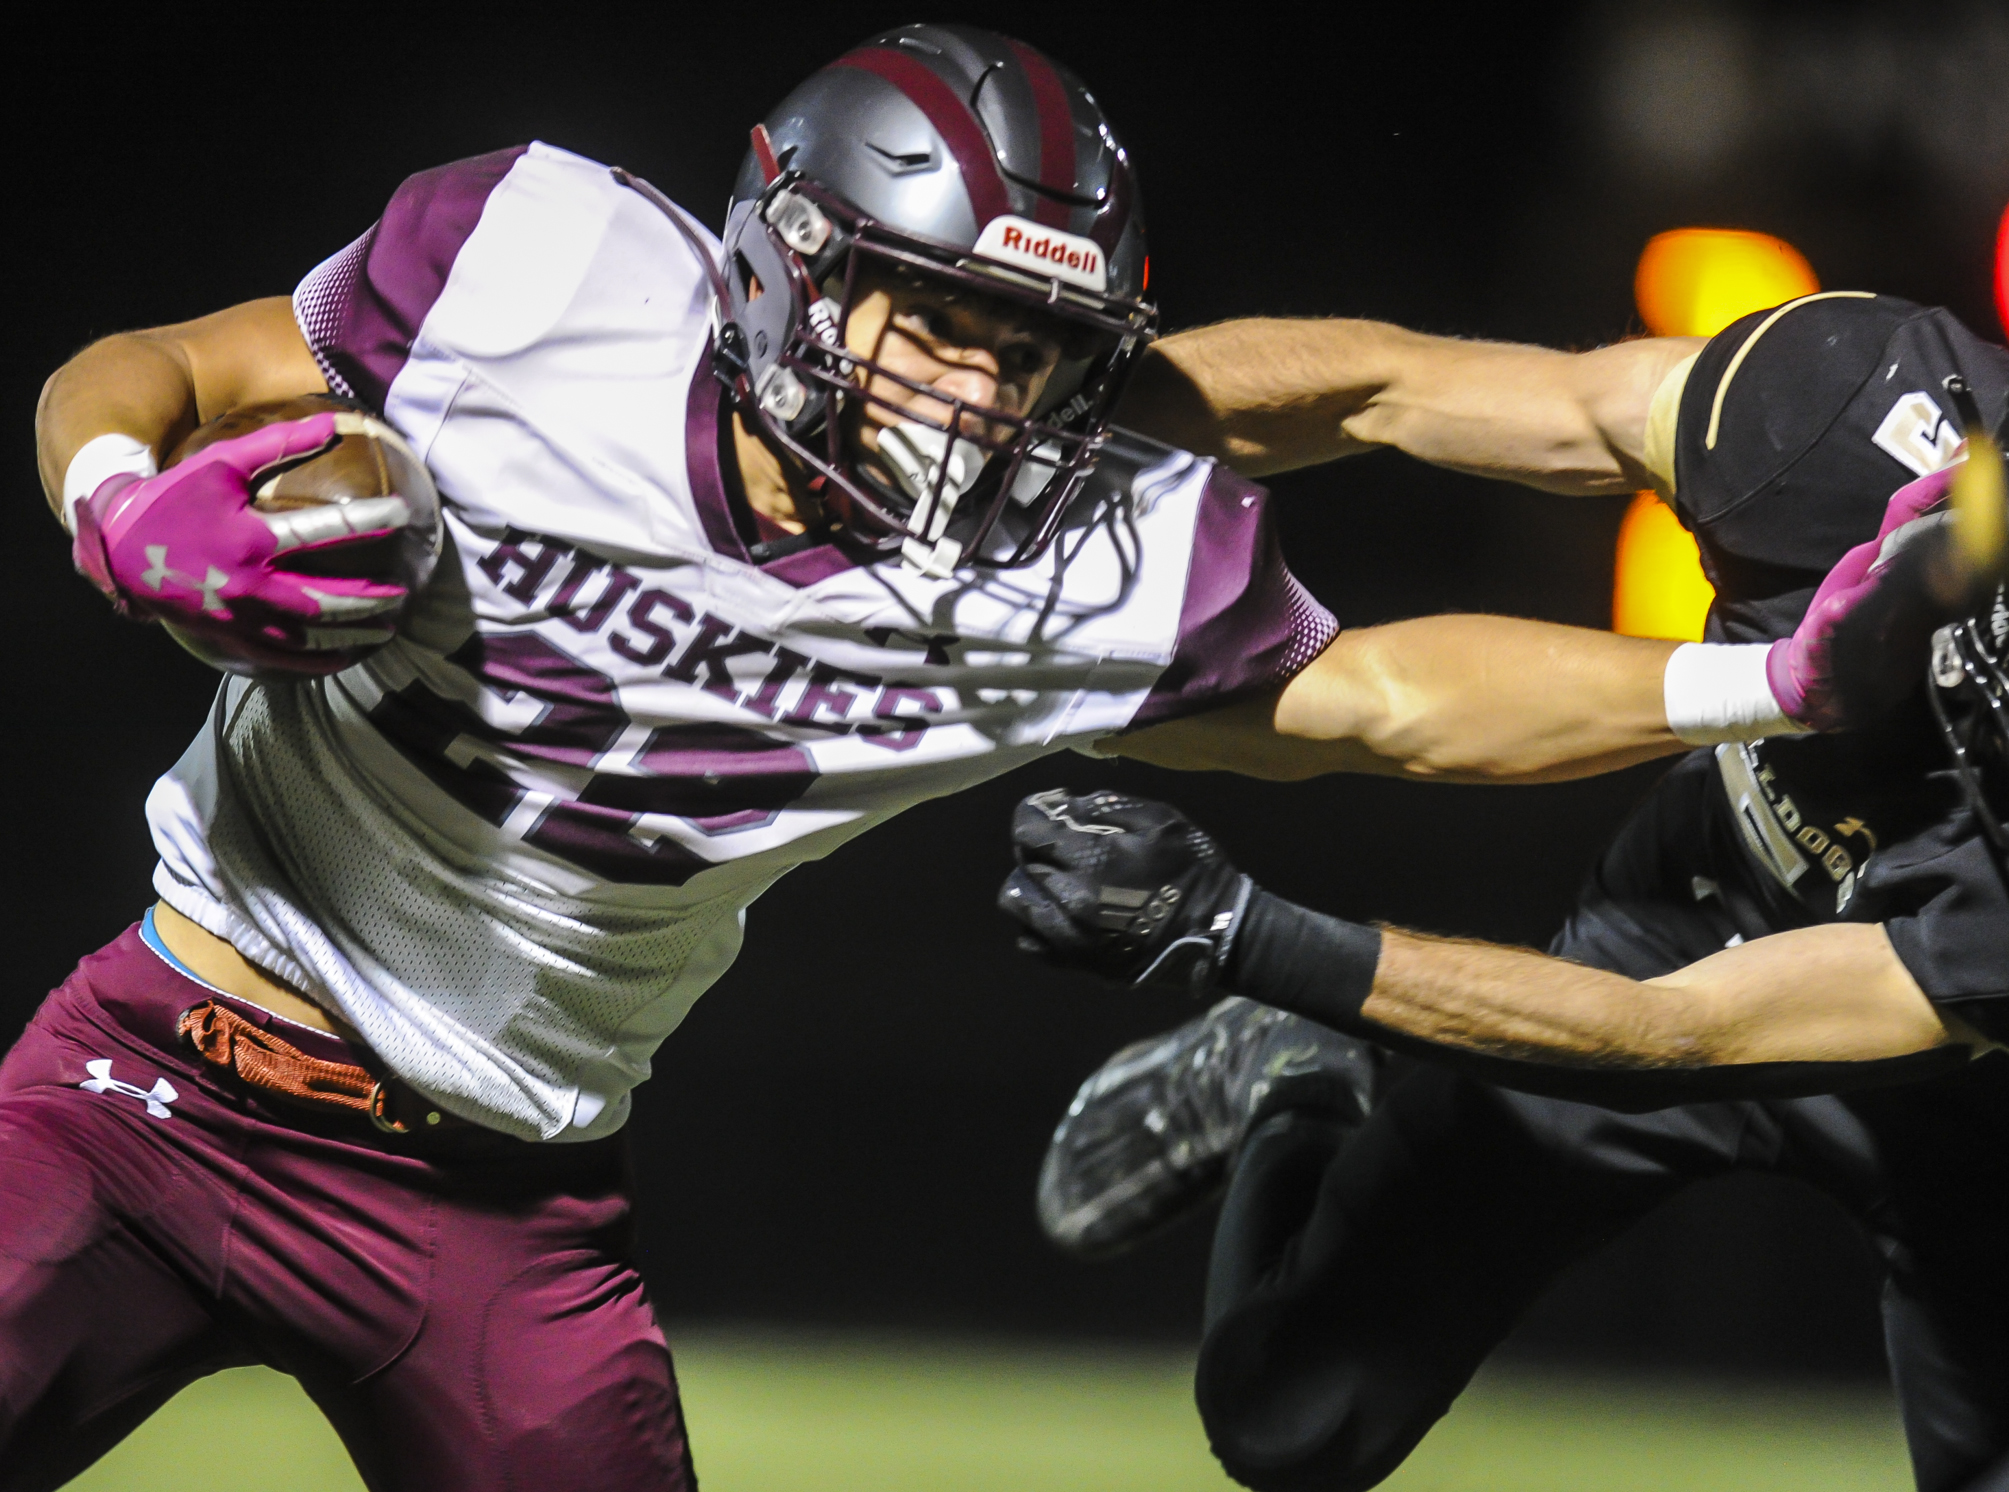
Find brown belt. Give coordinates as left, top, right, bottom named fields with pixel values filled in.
left=178, top=1000, right=459, bottom=1135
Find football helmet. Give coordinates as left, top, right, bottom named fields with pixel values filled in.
left=1928, top=379, right=2009, bottom=850
left=1930, top=583, right=2009, bottom=850
left=713, top=24, right=1155, bottom=575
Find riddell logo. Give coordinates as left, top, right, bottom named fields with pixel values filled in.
left=973, top=216, right=1108, bottom=292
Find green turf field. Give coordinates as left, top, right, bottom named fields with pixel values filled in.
left=68, top=1332, right=1911, bottom=1492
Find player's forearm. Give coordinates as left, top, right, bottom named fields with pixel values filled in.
left=1224, top=895, right=1703, bottom=1065
left=1335, top=333, right=1695, bottom=496
left=1359, top=924, right=1954, bottom=1067
left=1121, top=318, right=1697, bottom=491
left=1231, top=900, right=1972, bottom=1107
left=37, top=334, right=203, bottom=520
left=1274, top=617, right=1683, bottom=783
left=1365, top=928, right=1701, bottom=1065
left=1118, top=319, right=1390, bottom=475
left=37, top=298, right=325, bottom=524
left=1113, top=619, right=1685, bottom=783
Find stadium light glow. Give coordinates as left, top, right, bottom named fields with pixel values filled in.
left=1633, top=228, right=1821, bottom=341
left=1614, top=228, right=1820, bottom=639
left=1613, top=493, right=1720, bottom=641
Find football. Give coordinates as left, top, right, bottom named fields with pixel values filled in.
left=161, top=393, right=443, bottom=671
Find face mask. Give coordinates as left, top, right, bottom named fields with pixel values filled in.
left=875, top=422, right=988, bottom=577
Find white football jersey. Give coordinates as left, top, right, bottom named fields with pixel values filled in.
left=147, top=142, right=1336, bottom=1140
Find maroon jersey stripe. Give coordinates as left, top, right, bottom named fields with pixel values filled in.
left=1129, top=464, right=1338, bottom=730
left=681, top=340, right=749, bottom=563
left=298, top=146, right=527, bottom=410
left=831, top=47, right=1012, bottom=228
left=1007, top=41, right=1078, bottom=230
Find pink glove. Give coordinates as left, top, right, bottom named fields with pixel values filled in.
left=71, top=414, right=411, bottom=675
left=1766, top=465, right=1958, bottom=729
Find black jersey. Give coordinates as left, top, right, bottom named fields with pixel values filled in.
left=1667, top=293, right=2009, bottom=1039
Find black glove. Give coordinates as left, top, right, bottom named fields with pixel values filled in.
left=998, top=788, right=1253, bottom=992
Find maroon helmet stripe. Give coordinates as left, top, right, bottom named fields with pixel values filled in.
left=831, top=47, right=1013, bottom=228
left=750, top=123, right=782, bottom=184
left=1006, top=42, right=1077, bottom=229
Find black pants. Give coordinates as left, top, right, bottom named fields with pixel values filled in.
left=1197, top=753, right=2009, bottom=1492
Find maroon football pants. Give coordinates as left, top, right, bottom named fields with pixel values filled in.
left=0, top=925, right=695, bottom=1492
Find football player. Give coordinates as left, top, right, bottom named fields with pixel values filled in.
left=1013, top=290, right=2009, bottom=1491
left=14, top=23, right=1922, bottom=1490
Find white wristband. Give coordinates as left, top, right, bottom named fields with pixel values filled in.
left=61, top=433, right=158, bottom=535
left=1662, top=641, right=1810, bottom=745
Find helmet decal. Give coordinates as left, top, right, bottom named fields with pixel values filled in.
left=973, top=216, right=1107, bottom=290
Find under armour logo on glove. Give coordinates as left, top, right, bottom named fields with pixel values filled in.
left=79, top=1058, right=179, bottom=1119
left=68, top=412, right=410, bottom=675
left=138, top=546, right=232, bottom=616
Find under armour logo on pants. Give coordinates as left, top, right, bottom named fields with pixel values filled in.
left=80, top=1059, right=179, bottom=1119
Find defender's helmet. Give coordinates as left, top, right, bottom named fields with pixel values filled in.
left=717, top=23, right=1156, bottom=575
left=1928, top=377, right=2009, bottom=850
left=1930, top=584, right=2009, bottom=850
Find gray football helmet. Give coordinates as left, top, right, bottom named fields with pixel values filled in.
left=716, top=23, right=1157, bottom=574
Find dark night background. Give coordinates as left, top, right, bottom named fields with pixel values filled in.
left=9, top=1, right=2006, bottom=1382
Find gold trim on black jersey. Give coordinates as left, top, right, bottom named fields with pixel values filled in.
left=1704, top=291, right=1878, bottom=450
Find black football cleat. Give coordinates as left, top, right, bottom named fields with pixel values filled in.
left=1037, top=997, right=1380, bottom=1259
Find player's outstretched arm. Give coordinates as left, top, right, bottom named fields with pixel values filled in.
left=1114, top=463, right=1987, bottom=783
left=1359, top=921, right=1971, bottom=1069
left=1114, top=617, right=1688, bottom=784
left=36, top=296, right=326, bottom=524
left=998, top=791, right=1990, bottom=1110
left=1121, top=317, right=1701, bottom=490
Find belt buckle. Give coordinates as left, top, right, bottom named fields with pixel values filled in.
left=367, top=1082, right=411, bottom=1135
